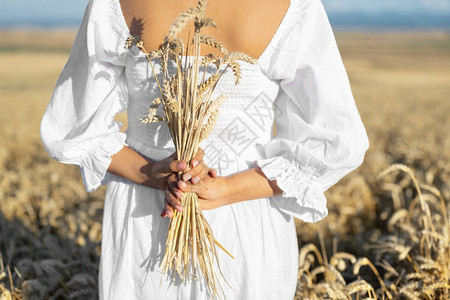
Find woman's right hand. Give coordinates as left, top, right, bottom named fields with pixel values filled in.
left=160, top=149, right=217, bottom=218
left=162, top=172, right=223, bottom=217
left=147, top=148, right=215, bottom=191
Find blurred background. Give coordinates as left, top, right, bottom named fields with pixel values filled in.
left=0, top=0, right=449, bottom=299
left=1, top=0, right=450, bottom=29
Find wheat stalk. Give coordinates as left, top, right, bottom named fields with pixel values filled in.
left=354, top=257, right=393, bottom=299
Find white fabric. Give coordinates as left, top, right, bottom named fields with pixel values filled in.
left=40, top=0, right=369, bottom=299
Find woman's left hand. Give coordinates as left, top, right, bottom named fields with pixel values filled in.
left=161, top=174, right=229, bottom=217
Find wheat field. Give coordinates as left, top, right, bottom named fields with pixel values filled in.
left=0, top=30, right=449, bottom=299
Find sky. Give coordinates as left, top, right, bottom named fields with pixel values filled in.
left=0, top=0, right=450, bottom=28
left=325, top=0, right=450, bottom=14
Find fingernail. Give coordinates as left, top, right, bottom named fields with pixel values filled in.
left=162, top=209, right=170, bottom=218
left=183, top=173, right=192, bottom=181
left=176, top=192, right=183, bottom=199
left=192, top=160, right=199, bottom=167
left=179, top=181, right=187, bottom=189
left=177, top=162, right=185, bottom=170
left=175, top=205, right=184, bottom=212
left=192, top=177, right=199, bottom=184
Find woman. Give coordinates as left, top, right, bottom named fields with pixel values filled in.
left=40, top=0, right=369, bottom=298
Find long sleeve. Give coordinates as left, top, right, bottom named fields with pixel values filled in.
left=40, top=0, right=130, bottom=192
left=256, top=0, right=369, bottom=222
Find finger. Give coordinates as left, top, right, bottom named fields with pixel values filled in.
left=165, top=199, right=175, bottom=217
left=167, top=175, right=187, bottom=200
left=159, top=159, right=186, bottom=174
left=161, top=207, right=169, bottom=218
left=162, top=196, right=168, bottom=217
left=208, top=168, right=217, bottom=178
left=190, top=148, right=205, bottom=169
left=161, top=197, right=178, bottom=218
left=178, top=180, right=202, bottom=194
left=161, top=197, right=173, bottom=218
left=182, top=160, right=208, bottom=182
left=167, top=152, right=187, bottom=172
left=167, top=173, right=179, bottom=189
left=165, top=189, right=184, bottom=212
left=165, top=188, right=182, bottom=208
left=173, top=160, right=187, bottom=172
left=169, top=186, right=183, bottom=199
left=167, top=175, right=184, bottom=199
left=162, top=204, right=174, bottom=218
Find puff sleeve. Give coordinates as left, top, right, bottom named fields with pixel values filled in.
left=40, top=0, right=130, bottom=192
left=256, top=0, right=369, bottom=222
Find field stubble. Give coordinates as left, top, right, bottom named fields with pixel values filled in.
left=0, top=30, right=449, bottom=299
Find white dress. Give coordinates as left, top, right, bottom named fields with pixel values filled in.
left=40, top=0, right=369, bottom=299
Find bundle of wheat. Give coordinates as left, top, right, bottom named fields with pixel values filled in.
left=124, top=0, right=255, bottom=297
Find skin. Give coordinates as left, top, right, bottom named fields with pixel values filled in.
left=108, top=146, right=216, bottom=192
left=119, top=0, right=290, bottom=58
left=110, top=0, right=289, bottom=217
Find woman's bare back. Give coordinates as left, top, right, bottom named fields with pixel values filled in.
left=119, top=0, right=290, bottom=58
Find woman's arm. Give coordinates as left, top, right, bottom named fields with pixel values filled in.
left=162, top=167, right=282, bottom=216
left=108, top=146, right=216, bottom=191
left=221, top=167, right=283, bottom=206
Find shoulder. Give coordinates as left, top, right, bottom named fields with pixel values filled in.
left=88, top=0, right=125, bottom=25
left=258, top=0, right=334, bottom=80
left=74, top=0, right=130, bottom=65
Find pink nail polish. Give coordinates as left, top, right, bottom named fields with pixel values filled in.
left=183, top=173, right=192, bottom=181
left=192, top=177, right=199, bottom=184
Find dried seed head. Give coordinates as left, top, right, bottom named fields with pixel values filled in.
left=165, top=98, right=178, bottom=114
left=326, top=265, right=346, bottom=285
left=136, top=40, right=144, bottom=51
left=199, top=35, right=228, bottom=55
left=227, top=60, right=242, bottom=84
left=150, top=97, right=162, bottom=108
left=353, top=257, right=370, bottom=275
left=158, top=44, right=171, bottom=76
left=162, top=79, right=172, bottom=99
left=195, top=0, right=208, bottom=14
left=330, top=252, right=357, bottom=272
left=199, top=95, right=226, bottom=140
left=168, top=8, right=198, bottom=40
left=201, top=54, right=221, bottom=68
left=195, top=17, right=216, bottom=32
left=344, top=280, right=375, bottom=295
left=124, top=35, right=141, bottom=50
left=197, top=74, right=219, bottom=96
left=227, top=51, right=258, bottom=64
left=299, top=243, right=323, bottom=267
left=140, top=107, right=164, bottom=124
left=169, top=38, right=185, bottom=55
left=169, top=77, right=179, bottom=98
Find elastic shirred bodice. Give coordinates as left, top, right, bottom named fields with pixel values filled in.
left=124, top=47, right=281, bottom=175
